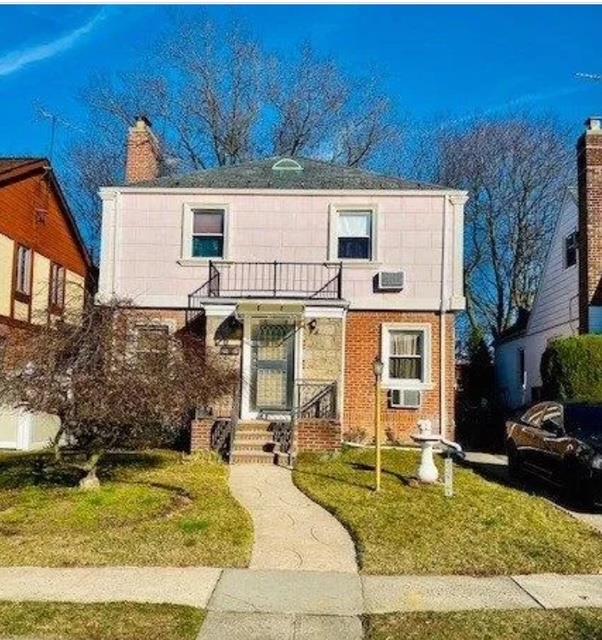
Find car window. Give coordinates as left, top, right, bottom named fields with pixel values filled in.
left=522, top=403, right=547, bottom=427
left=540, top=403, right=563, bottom=433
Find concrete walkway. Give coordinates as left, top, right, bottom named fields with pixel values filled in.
left=228, top=464, right=358, bottom=573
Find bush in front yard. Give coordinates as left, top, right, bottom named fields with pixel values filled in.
left=541, top=335, right=602, bottom=402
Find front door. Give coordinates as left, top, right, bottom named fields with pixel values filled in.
left=250, top=321, right=295, bottom=415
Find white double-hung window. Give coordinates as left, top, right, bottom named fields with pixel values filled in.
left=182, top=205, right=228, bottom=261
left=381, top=323, right=432, bottom=389
left=329, top=207, right=376, bottom=261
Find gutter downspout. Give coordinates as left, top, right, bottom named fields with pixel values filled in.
left=439, top=196, right=450, bottom=438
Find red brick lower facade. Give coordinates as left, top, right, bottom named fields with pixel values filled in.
left=296, top=418, right=341, bottom=452
left=122, top=307, right=457, bottom=452
left=343, top=310, right=456, bottom=443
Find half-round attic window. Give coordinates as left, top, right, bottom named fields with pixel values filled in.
left=272, top=158, right=303, bottom=172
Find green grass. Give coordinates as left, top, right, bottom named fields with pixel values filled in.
left=293, top=448, right=602, bottom=575
left=366, top=609, right=602, bottom=640
left=0, top=601, right=204, bottom=640
left=0, top=450, right=252, bottom=567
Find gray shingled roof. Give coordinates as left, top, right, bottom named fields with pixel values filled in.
left=129, top=156, right=452, bottom=191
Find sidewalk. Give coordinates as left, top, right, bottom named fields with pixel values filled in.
left=1, top=567, right=601, bottom=614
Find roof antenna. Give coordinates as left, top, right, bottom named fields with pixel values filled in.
left=38, top=109, right=61, bottom=162
left=37, top=107, right=84, bottom=162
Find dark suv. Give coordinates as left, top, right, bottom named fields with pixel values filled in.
left=506, top=401, right=602, bottom=507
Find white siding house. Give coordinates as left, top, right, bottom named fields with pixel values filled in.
left=495, top=188, right=579, bottom=409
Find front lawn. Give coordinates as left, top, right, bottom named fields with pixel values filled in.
left=366, top=608, right=602, bottom=640
left=293, top=448, right=602, bottom=575
left=0, top=601, right=204, bottom=640
left=0, top=450, right=252, bottom=567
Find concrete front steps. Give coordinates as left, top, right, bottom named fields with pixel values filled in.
left=230, top=421, right=277, bottom=464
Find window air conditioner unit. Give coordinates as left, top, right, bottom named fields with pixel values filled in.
left=390, top=388, right=422, bottom=409
left=377, top=271, right=405, bottom=291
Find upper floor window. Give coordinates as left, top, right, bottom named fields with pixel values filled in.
left=381, top=323, right=432, bottom=388
left=565, top=231, right=578, bottom=268
left=192, top=209, right=224, bottom=258
left=15, top=245, right=32, bottom=297
left=337, top=210, right=373, bottom=260
left=182, top=205, right=228, bottom=262
left=49, top=263, right=65, bottom=311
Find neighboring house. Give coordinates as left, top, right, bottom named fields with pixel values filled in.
left=98, top=117, right=467, bottom=459
left=0, top=157, right=93, bottom=450
left=495, top=117, right=602, bottom=410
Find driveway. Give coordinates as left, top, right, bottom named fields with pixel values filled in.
left=463, top=452, right=602, bottom=535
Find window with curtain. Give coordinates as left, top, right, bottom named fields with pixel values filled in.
left=388, top=330, right=423, bottom=381
left=192, top=209, right=224, bottom=258
left=15, top=245, right=32, bottom=296
left=337, top=211, right=372, bottom=260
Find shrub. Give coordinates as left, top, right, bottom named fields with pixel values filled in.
left=541, top=335, right=602, bottom=402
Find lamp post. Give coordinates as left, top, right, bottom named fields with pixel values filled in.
left=373, top=358, right=384, bottom=492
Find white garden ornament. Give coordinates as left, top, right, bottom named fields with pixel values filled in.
left=411, top=419, right=441, bottom=484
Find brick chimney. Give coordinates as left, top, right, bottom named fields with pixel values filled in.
left=125, top=116, right=160, bottom=184
left=577, top=117, right=602, bottom=333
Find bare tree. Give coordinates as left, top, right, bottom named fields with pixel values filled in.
left=61, top=15, right=402, bottom=256
left=0, top=299, right=236, bottom=489
left=268, top=45, right=348, bottom=157
left=435, top=116, right=573, bottom=338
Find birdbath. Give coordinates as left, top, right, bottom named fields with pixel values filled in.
left=411, top=419, right=441, bottom=484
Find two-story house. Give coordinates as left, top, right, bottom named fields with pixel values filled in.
left=495, top=117, right=602, bottom=409
left=98, top=117, right=467, bottom=461
left=0, top=157, right=93, bottom=449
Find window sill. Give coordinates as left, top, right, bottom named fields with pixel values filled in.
left=382, top=381, right=434, bottom=391
left=338, top=260, right=382, bottom=269
left=177, top=258, right=220, bottom=267
left=13, top=291, right=31, bottom=304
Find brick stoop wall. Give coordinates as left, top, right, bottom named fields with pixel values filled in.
left=296, top=418, right=341, bottom=452
left=344, top=310, right=456, bottom=443
left=190, top=418, right=213, bottom=452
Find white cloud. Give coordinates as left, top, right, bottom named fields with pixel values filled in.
left=0, top=9, right=107, bottom=77
left=444, top=85, right=588, bottom=128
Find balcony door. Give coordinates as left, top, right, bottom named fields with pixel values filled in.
left=249, top=321, right=295, bottom=416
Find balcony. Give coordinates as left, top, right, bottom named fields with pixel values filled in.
left=189, top=261, right=343, bottom=305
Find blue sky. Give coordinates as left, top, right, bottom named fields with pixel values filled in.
left=0, top=4, right=601, bottom=163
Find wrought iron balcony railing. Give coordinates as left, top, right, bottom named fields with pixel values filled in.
left=189, top=261, right=342, bottom=305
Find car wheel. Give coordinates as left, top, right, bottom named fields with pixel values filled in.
left=507, top=442, right=522, bottom=479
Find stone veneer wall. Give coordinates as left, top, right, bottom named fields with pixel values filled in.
left=301, top=317, right=344, bottom=383
left=124, top=308, right=241, bottom=419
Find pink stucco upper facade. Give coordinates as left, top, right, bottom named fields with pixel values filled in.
left=98, top=187, right=467, bottom=311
